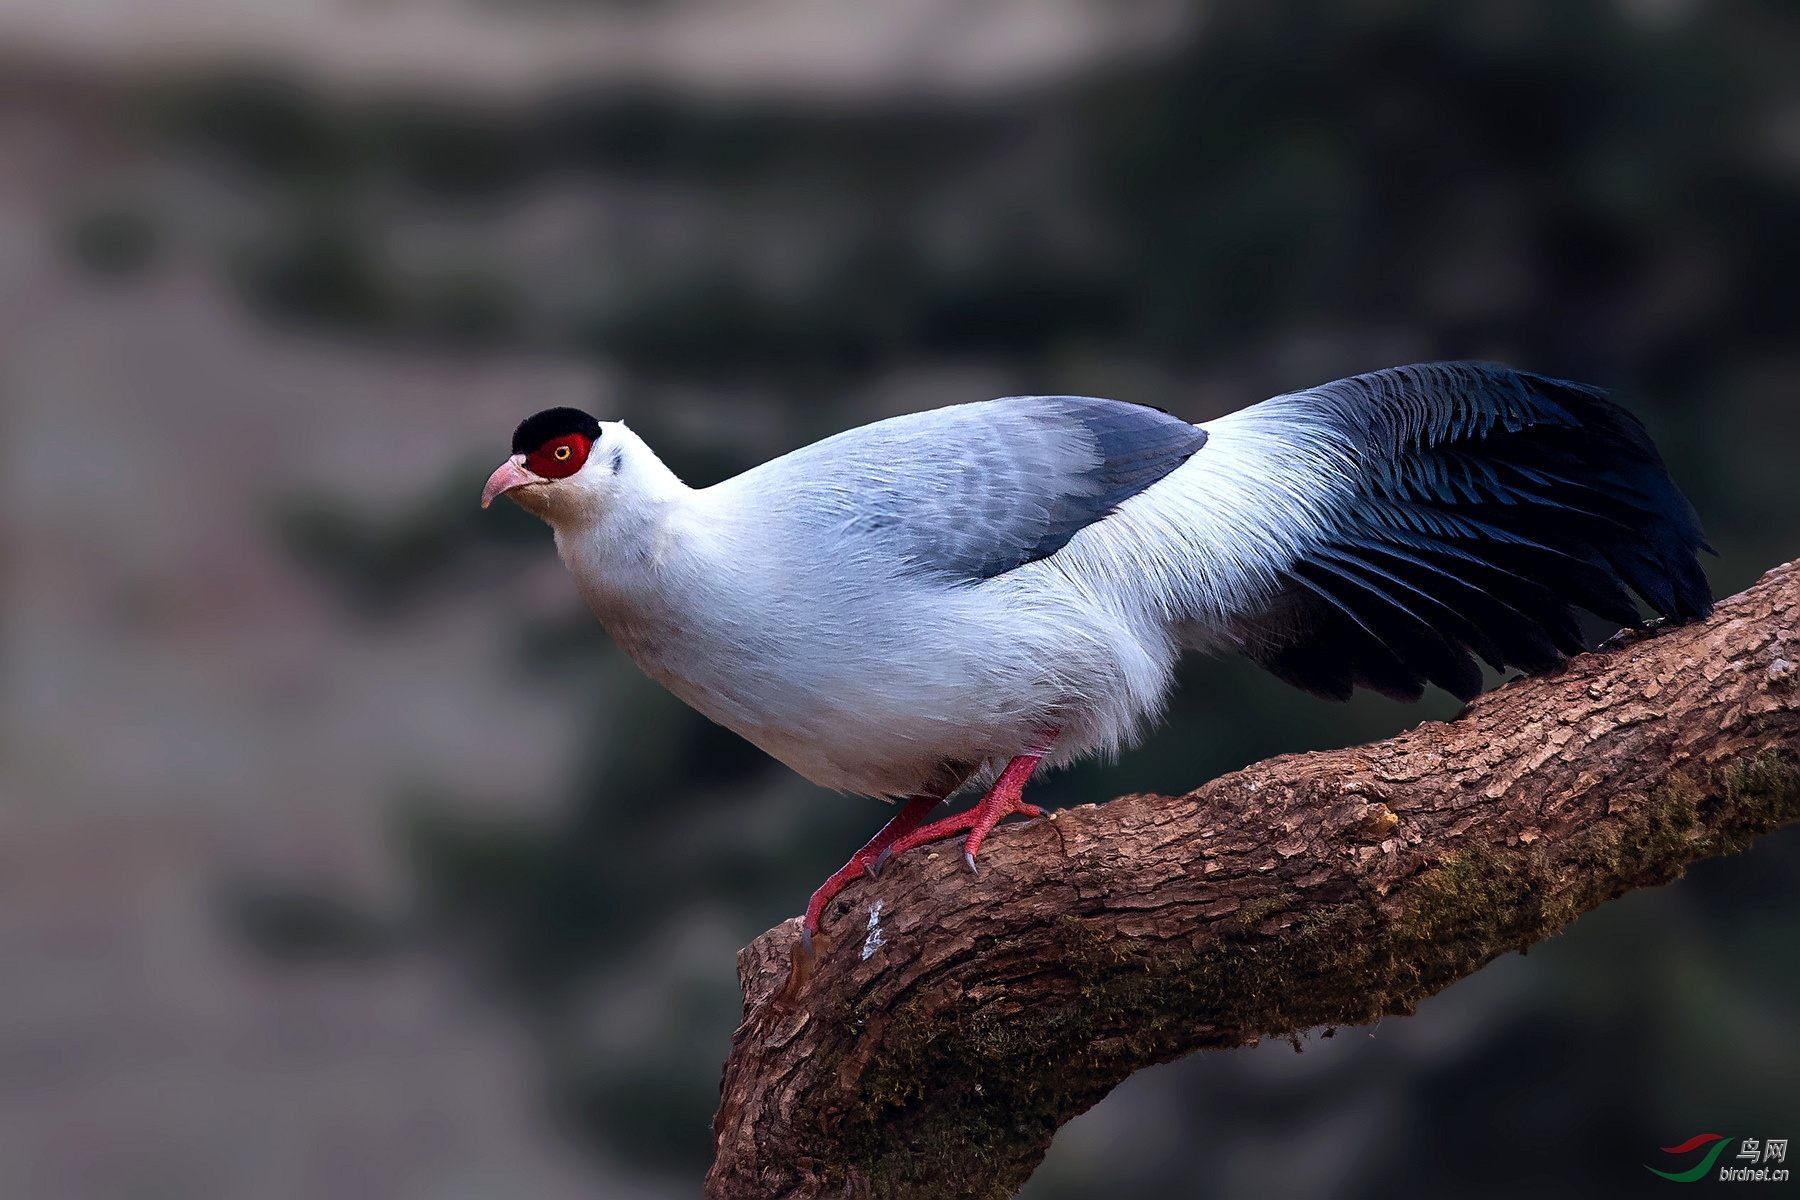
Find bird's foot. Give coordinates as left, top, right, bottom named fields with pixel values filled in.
left=768, top=753, right=1046, bottom=1009
left=786, top=737, right=1054, bottom=1000
left=874, top=748, right=1048, bottom=876
left=799, top=791, right=943, bottom=942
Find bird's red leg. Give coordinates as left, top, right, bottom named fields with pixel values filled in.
left=800, top=791, right=943, bottom=942
left=877, top=735, right=1055, bottom=875
left=772, top=793, right=946, bottom=1010
left=774, top=742, right=1054, bottom=1003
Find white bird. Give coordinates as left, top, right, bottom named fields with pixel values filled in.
left=481, top=362, right=1711, bottom=946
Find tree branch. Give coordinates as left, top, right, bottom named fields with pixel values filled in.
left=708, top=562, right=1800, bottom=1200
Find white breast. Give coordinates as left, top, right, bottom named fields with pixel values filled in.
left=562, top=487, right=1180, bottom=798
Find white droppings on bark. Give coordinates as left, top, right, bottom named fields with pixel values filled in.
left=861, top=900, right=886, bottom=961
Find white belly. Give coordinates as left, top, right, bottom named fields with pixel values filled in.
left=579, top=557, right=1179, bottom=798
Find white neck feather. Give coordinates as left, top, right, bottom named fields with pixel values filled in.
left=549, top=423, right=703, bottom=621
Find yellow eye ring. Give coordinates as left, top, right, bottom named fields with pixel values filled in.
left=554, top=444, right=572, bottom=461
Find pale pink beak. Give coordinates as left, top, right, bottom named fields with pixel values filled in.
left=481, top=456, right=542, bottom=509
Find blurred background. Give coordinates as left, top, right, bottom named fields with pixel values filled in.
left=1, top=0, right=1796, bottom=1196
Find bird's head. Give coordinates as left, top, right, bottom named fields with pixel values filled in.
left=481, top=406, right=626, bottom=525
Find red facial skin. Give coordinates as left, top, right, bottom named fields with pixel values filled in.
left=525, top=433, right=592, bottom=479
left=481, top=433, right=595, bottom=507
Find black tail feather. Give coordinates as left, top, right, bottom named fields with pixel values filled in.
left=1243, top=363, right=1712, bottom=704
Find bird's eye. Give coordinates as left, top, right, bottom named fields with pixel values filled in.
left=526, top=433, right=592, bottom=480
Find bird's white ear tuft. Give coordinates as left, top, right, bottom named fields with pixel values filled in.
left=599, top=423, right=686, bottom=497
left=594, top=422, right=628, bottom=475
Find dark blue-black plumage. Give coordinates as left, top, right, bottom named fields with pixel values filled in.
left=1240, top=362, right=1712, bottom=703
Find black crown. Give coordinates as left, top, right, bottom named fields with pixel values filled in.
left=512, top=407, right=602, bottom=455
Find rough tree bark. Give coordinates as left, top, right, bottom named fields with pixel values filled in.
left=708, top=561, right=1800, bottom=1200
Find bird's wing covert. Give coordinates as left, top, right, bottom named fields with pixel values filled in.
left=772, top=395, right=1206, bottom=582
left=1208, top=362, right=1713, bottom=703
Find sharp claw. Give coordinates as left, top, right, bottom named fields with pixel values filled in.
left=864, top=858, right=880, bottom=880
left=874, top=847, right=894, bottom=876
left=800, top=925, right=814, bottom=956
left=964, top=851, right=979, bottom=875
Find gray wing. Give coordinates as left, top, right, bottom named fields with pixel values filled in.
left=759, top=395, right=1206, bottom=581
